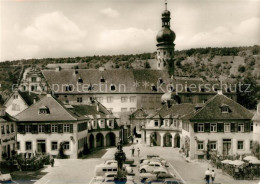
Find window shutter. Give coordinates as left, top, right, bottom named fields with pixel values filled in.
left=205, top=123, right=210, bottom=132
left=32, top=125, right=38, bottom=134
left=231, top=123, right=236, bottom=132
left=70, top=124, right=73, bottom=133
left=45, top=124, right=51, bottom=133
left=194, top=123, right=198, bottom=132
left=58, top=124, right=63, bottom=133
left=217, top=123, right=224, bottom=132
left=244, top=122, right=250, bottom=132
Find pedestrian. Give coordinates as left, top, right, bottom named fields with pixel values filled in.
left=204, top=168, right=211, bottom=184
left=50, top=157, right=55, bottom=167
left=211, top=169, right=215, bottom=184
left=130, top=146, right=135, bottom=157
left=137, top=147, right=140, bottom=157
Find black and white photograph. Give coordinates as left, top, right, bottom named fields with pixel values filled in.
left=0, top=0, right=260, bottom=183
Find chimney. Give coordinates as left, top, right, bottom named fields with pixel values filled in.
left=217, top=90, right=223, bottom=95
left=257, top=102, right=260, bottom=115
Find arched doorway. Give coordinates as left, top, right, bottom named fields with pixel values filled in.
left=174, top=133, right=180, bottom=148
left=96, top=133, right=104, bottom=147
left=106, top=132, right=116, bottom=147
left=164, top=133, right=172, bottom=147
left=150, top=132, right=161, bottom=146
left=89, top=134, right=94, bottom=149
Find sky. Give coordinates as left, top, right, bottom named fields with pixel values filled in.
left=0, top=0, right=260, bottom=61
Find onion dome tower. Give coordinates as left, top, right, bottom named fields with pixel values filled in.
left=156, top=0, right=176, bottom=73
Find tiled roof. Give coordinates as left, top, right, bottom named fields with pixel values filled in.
left=150, top=103, right=196, bottom=119
left=42, top=69, right=170, bottom=94
left=17, top=91, right=43, bottom=106
left=0, top=112, right=17, bottom=122
left=15, top=95, right=82, bottom=122
left=183, top=93, right=254, bottom=121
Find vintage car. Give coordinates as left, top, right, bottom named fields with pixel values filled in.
left=104, top=160, right=117, bottom=165
left=162, top=178, right=184, bottom=184
left=0, top=172, right=12, bottom=183
left=139, top=162, right=166, bottom=173
left=139, top=168, right=169, bottom=181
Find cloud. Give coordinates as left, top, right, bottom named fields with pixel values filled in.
left=23, top=11, right=86, bottom=42
left=100, top=8, right=119, bottom=18
left=183, top=17, right=260, bottom=48
left=97, top=27, right=156, bottom=53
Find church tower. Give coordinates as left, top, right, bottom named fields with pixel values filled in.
left=156, top=0, right=176, bottom=73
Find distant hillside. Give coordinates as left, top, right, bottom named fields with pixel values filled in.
left=0, top=45, right=259, bottom=102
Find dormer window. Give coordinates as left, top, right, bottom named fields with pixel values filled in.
left=65, top=85, right=73, bottom=91
left=151, top=84, right=157, bottom=91
left=110, top=84, right=116, bottom=91
left=100, top=76, right=105, bottom=83
left=78, top=77, right=83, bottom=83
left=221, top=104, right=229, bottom=113
left=159, top=78, right=163, bottom=84
left=39, top=106, right=50, bottom=114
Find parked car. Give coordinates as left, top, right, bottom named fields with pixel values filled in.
left=95, top=163, right=118, bottom=176
left=0, top=172, right=12, bottom=182
left=144, top=173, right=175, bottom=184
left=91, top=176, right=104, bottom=184
left=104, top=172, right=117, bottom=182
left=139, top=168, right=169, bottom=181
left=104, top=160, right=117, bottom=165
left=140, top=156, right=168, bottom=167
left=163, top=179, right=184, bottom=184
left=139, top=162, right=166, bottom=173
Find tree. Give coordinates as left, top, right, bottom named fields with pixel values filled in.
left=144, top=61, right=151, bottom=69
left=238, top=65, right=246, bottom=73
left=237, top=75, right=259, bottom=109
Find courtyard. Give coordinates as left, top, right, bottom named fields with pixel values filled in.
left=25, top=144, right=259, bottom=184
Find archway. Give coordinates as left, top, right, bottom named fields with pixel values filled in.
left=163, top=133, right=172, bottom=147
left=89, top=134, right=94, bottom=149
left=172, top=95, right=181, bottom=104
left=106, top=132, right=116, bottom=147
left=150, top=132, right=161, bottom=146
left=96, top=133, right=104, bottom=147
left=174, top=133, right=181, bottom=148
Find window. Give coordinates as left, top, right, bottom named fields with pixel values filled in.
left=107, top=97, right=113, bottom=103
left=64, top=142, right=70, bottom=150
left=224, top=123, right=231, bottom=132
left=39, top=106, right=50, bottom=114
left=130, top=108, right=136, bottom=112
left=121, top=97, right=127, bottom=103
left=31, top=77, right=37, bottom=82
left=26, top=142, right=32, bottom=150
left=96, top=97, right=103, bottom=103
left=6, top=125, right=10, bottom=134
left=99, top=120, right=105, bottom=128
left=130, top=96, right=136, bottom=103
left=11, top=124, right=14, bottom=133
left=77, top=97, right=83, bottom=103
left=110, top=85, right=116, bottom=91
left=198, top=124, right=204, bottom=132
left=141, top=96, right=147, bottom=103
left=238, top=123, right=244, bottom=132
left=221, top=105, right=229, bottom=113
left=38, top=125, right=45, bottom=133
left=197, top=141, right=204, bottom=150
left=25, top=125, right=31, bottom=133
left=210, top=141, right=217, bottom=150
left=65, top=85, right=73, bottom=91
left=63, top=124, right=70, bottom=132
left=149, top=97, right=154, bottom=103
left=17, top=142, right=20, bottom=150
left=250, top=140, right=253, bottom=150
left=78, top=77, right=83, bottom=83
left=251, top=123, right=253, bottom=131
left=210, top=123, right=217, bottom=132
left=1, top=125, right=5, bottom=134
left=154, top=120, right=159, bottom=127
left=121, top=108, right=127, bottom=112
left=100, top=77, right=105, bottom=83
left=51, top=142, right=58, bottom=150
left=237, top=141, right=244, bottom=150
left=51, top=125, right=58, bottom=133
left=108, top=120, right=113, bottom=127
left=13, top=95, right=18, bottom=99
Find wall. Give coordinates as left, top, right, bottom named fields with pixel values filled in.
left=5, top=93, right=29, bottom=116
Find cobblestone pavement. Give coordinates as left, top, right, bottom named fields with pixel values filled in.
left=33, top=143, right=259, bottom=184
